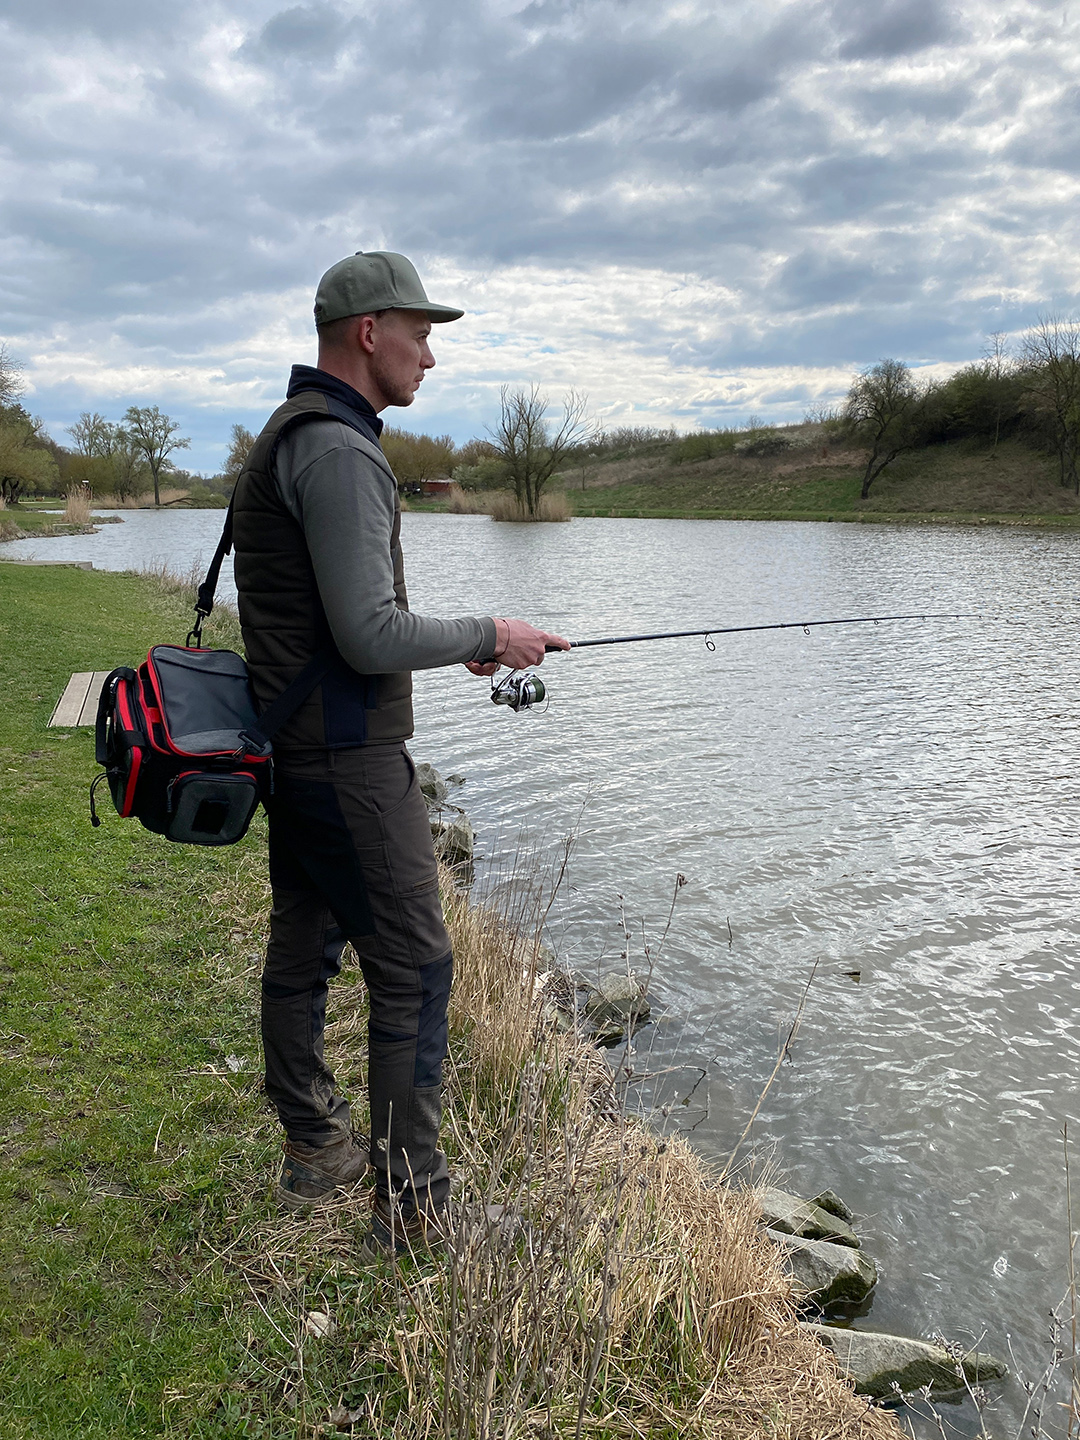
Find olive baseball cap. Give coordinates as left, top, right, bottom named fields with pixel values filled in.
left=314, top=251, right=464, bottom=325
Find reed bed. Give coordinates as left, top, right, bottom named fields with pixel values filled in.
left=446, top=483, right=489, bottom=514
left=488, top=490, right=572, bottom=522
left=63, top=484, right=93, bottom=525
left=203, top=860, right=899, bottom=1440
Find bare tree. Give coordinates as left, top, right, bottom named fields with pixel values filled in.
left=67, top=412, right=114, bottom=459
left=124, top=405, right=190, bottom=506
left=223, top=423, right=256, bottom=487
left=1020, top=317, right=1080, bottom=493
left=488, top=385, right=593, bottom=517
left=0, top=343, right=25, bottom=408
left=65, top=413, right=150, bottom=500
left=843, top=359, right=928, bottom=500
left=982, top=332, right=1013, bottom=455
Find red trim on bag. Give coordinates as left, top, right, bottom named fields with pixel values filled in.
left=119, top=746, right=143, bottom=816
left=115, top=681, right=137, bottom=733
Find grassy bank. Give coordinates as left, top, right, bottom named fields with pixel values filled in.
left=0, top=564, right=899, bottom=1439
left=412, top=435, right=1080, bottom=527
left=0, top=508, right=99, bottom=541
left=566, top=435, right=1080, bottom=526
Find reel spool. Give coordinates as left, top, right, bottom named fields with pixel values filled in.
left=491, top=670, right=547, bottom=712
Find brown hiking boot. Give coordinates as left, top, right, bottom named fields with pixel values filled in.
left=277, top=1132, right=370, bottom=1211
left=358, top=1196, right=448, bottom=1261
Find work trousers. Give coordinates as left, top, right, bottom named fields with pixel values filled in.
left=262, top=742, right=451, bottom=1218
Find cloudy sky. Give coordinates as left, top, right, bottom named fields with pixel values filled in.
left=2, top=0, right=1079, bottom=471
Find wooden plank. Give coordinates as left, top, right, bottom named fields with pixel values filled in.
left=76, top=673, right=111, bottom=727
left=49, top=672, right=94, bottom=727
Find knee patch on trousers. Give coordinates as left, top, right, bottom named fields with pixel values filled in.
left=413, top=950, right=452, bottom=1088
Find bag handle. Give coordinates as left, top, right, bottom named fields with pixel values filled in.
left=95, top=666, right=137, bottom=764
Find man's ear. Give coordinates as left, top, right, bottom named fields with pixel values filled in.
left=355, top=314, right=378, bottom=355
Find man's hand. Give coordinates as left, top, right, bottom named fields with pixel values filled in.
left=463, top=618, right=570, bottom=676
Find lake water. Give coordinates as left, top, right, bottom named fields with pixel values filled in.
left=7, top=509, right=1080, bottom=1435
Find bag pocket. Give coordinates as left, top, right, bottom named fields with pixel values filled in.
left=165, top=770, right=261, bottom=846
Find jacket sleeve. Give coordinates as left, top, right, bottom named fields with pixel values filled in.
left=274, top=421, right=498, bottom=673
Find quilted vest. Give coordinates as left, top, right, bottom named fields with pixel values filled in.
left=232, top=387, right=413, bottom=750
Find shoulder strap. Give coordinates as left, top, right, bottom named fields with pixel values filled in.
left=187, top=494, right=235, bottom=647
left=237, top=649, right=337, bottom=755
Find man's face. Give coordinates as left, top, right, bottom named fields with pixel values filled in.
left=369, top=310, right=435, bottom=408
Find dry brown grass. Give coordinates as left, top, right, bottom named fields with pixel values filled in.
left=201, top=857, right=900, bottom=1440
left=91, top=492, right=147, bottom=509
left=447, top=483, right=490, bottom=515
left=63, top=486, right=93, bottom=525
left=489, top=490, right=572, bottom=522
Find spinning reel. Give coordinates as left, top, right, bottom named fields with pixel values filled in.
left=490, top=670, right=547, bottom=712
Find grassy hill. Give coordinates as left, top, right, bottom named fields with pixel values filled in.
left=563, top=430, right=1080, bottom=526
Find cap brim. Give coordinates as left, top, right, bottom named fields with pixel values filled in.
left=397, top=301, right=465, bottom=323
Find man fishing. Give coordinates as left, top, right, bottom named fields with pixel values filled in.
left=230, top=250, right=568, bottom=1252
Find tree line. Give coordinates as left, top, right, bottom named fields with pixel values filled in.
left=8, top=317, right=1080, bottom=517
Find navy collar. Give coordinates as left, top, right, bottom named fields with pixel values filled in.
left=287, top=365, right=384, bottom=441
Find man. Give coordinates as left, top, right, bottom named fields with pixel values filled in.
left=231, top=250, right=567, bottom=1249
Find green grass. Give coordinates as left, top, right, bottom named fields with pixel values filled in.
left=0, top=511, right=98, bottom=540
left=0, top=566, right=389, bottom=1438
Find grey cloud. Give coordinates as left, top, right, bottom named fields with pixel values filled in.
left=246, top=3, right=352, bottom=60
left=834, top=0, right=958, bottom=59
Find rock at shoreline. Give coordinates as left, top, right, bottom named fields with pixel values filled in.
left=432, top=813, right=475, bottom=871
left=583, top=972, right=650, bottom=1022
left=583, top=972, right=651, bottom=1045
left=768, top=1229, right=878, bottom=1308
left=802, top=1323, right=1007, bottom=1400
left=416, top=762, right=464, bottom=811
left=416, top=761, right=449, bottom=809
left=756, top=1186, right=860, bottom=1248
left=811, top=1189, right=855, bottom=1224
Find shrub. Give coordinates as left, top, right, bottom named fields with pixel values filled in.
left=734, top=433, right=792, bottom=458
left=671, top=430, right=737, bottom=463
left=452, top=456, right=509, bottom=490
left=184, top=484, right=229, bottom=508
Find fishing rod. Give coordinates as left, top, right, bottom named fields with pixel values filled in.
left=493, top=611, right=975, bottom=711
left=547, top=612, right=973, bottom=651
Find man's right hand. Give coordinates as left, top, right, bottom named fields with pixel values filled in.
left=491, top=618, right=570, bottom=670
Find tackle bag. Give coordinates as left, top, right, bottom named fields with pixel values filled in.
left=89, top=501, right=334, bottom=846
